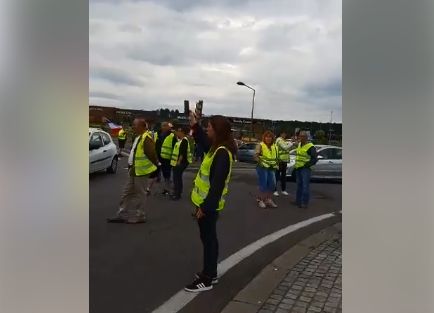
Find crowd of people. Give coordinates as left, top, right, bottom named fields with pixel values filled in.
left=104, top=112, right=318, bottom=292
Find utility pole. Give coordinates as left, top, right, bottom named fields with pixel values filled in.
left=328, top=110, right=333, bottom=143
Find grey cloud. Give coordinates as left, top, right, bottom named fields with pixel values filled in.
left=118, top=23, right=143, bottom=33
left=90, top=0, right=250, bottom=11
left=90, top=0, right=341, bottom=121
left=127, top=34, right=243, bottom=66
left=257, top=21, right=323, bottom=52
left=89, top=91, right=121, bottom=100
left=90, top=67, right=143, bottom=86
left=303, top=78, right=342, bottom=98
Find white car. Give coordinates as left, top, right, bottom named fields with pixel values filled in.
left=89, top=128, right=118, bottom=174
left=286, top=145, right=342, bottom=181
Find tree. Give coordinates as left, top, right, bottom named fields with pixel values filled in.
left=314, top=129, right=328, bottom=144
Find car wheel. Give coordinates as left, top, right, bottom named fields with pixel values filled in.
left=107, top=156, right=118, bottom=174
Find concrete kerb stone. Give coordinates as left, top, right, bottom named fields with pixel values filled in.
left=220, top=301, right=262, bottom=313
left=220, top=223, right=341, bottom=313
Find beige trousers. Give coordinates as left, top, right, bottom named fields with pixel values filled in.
left=118, top=167, right=149, bottom=220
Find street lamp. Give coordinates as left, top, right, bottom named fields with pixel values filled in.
left=237, top=81, right=256, bottom=140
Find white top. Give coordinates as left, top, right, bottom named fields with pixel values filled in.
left=276, top=137, right=292, bottom=151
left=128, top=135, right=141, bottom=165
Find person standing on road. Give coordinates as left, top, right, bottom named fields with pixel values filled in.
left=184, top=113, right=236, bottom=292
left=106, top=118, right=159, bottom=224
left=156, top=122, right=177, bottom=196
left=274, top=131, right=293, bottom=196
left=255, top=131, right=279, bottom=209
left=170, top=126, right=192, bottom=200
left=117, top=126, right=127, bottom=157
left=294, top=130, right=318, bottom=209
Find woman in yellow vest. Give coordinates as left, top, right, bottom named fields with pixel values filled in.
left=254, top=130, right=279, bottom=209
left=185, top=113, right=237, bottom=292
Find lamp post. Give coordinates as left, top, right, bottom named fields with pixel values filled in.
left=237, top=81, right=256, bottom=140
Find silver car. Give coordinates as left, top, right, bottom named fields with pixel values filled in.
left=286, top=145, right=342, bottom=181
left=89, top=128, right=119, bottom=174
left=237, top=143, right=258, bottom=163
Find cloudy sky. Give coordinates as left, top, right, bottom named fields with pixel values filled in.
left=90, top=0, right=341, bottom=122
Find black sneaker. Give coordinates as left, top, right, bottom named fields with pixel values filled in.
left=106, top=216, right=126, bottom=223
left=195, top=272, right=219, bottom=284
left=184, top=277, right=213, bottom=292
left=162, top=190, right=170, bottom=196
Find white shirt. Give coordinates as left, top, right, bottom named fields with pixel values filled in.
left=276, top=137, right=292, bottom=151
left=128, top=135, right=141, bottom=165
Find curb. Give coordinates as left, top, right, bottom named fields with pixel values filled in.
left=220, top=223, right=342, bottom=313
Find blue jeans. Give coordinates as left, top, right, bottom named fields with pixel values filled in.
left=296, top=168, right=311, bottom=205
left=256, top=166, right=276, bottom=193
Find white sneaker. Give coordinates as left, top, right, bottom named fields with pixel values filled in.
left=281, top=191, right=289, bottom=196
left=265, top=198, right=278, bottom=208
left=273, top=191, right=279, bottom=196
left=257, top=200, right=266, bottom=209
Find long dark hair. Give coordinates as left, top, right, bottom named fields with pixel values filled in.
left=209, top=115, right=237, bottom=157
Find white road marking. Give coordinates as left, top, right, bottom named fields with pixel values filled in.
left=151, top=212, right=336, bottom=313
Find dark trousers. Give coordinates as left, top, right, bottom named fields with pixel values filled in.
left=198, top=211, right=219, bottom=278
left=172, top=163, right=187, bottom=197
left=118, top=139, right=126, bottom=149
left=275, top=162, right=287, bottom=191
left=160, top=159, right=172, bottom=180
left=296, top=168, right=311, bottom=205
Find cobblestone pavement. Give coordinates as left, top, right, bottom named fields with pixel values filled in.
left=258, top=237, right=342, bottom=313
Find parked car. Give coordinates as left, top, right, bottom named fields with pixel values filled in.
left=89, top=128, right=118, bottom=174
left=237, top=143, right=258, bottom=163
left=286, top=145, right=342, bottom=181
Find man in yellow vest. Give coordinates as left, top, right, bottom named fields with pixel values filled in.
left=107, top=118, right=159, bottom=224
left=170, top=126, right=193, bottom=200
left=294, top=130, right=318, bottom=209
left=274, top=131, right=294, bottom=196
left=117, top=127, right=127, bottom=157
left=156, top=122, right=177, bottom=195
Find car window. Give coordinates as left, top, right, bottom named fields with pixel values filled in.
left=332, top=148, right=342, bottom=160
left=239, top=145, right=247, bottom=150
left=318, top=148, right=334, bottom=160
left=247, top=143, right=257, bottom=150
left=90, top=133, right=103, bottom=147
left=101, top=132, right=112, bottom=146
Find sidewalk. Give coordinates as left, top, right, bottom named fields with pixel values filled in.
left=221, top=224, right=342, bottom=313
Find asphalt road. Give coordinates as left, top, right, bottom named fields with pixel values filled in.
left=90, top=158, right=341, bottom=313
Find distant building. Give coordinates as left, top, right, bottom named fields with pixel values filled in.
left=89, top=105, right=341, bottom=140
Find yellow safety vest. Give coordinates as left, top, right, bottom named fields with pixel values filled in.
left=170, top=138, right=193, bottom=166
left=118, top=129, right=126, bottom=140
left=160, top=132, right=175, bottom=160
left=191, top=146, right=233, bottom=211
left=295, top=142, right=314, bottom=169
left=276, top=137, right=290, bottom=162
left=134, top=133, right=157, bottom=176
left=150, top=131, right=158, bottom=142
left=258, top=142, right=278, bottom=169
